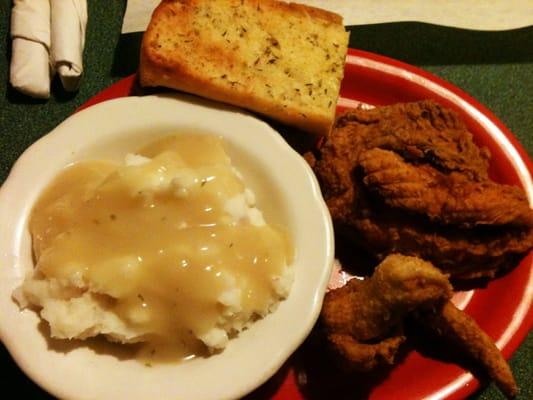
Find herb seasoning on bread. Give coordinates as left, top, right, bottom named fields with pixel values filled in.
left=139, top=0, right=349, bottom=136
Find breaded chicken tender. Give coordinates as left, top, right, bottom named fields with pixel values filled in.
left=359, top=148, right=533, bottom=228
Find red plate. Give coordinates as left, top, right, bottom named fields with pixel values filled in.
left=78, top=48, right=533, bottom=400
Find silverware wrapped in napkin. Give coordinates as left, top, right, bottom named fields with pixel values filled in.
left=51, top=0, right=88, bottom=92
left=9, top=0, right=88, bottom=98
left=10, top=0, right=51, bottom=99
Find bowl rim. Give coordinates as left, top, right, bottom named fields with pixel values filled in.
left=0, top=94, right=334, bottom=400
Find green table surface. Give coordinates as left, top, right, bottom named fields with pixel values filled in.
left=0, top=1, right=531, bottom=399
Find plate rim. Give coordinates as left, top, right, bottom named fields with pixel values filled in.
left=0, top=94, right=335, bottom=400
left=2, top=48, right=531, bottom=400
left=61, top=49, right=533, bottom=400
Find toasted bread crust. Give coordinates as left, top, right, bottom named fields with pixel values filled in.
left=140, top=47, right=332, bottom=135
left=139, top=0, right=349, bottom=136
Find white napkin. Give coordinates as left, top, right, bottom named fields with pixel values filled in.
left=50, top=0, right=88, bottom=92
left=122, top=0, right=533, bottom=33
left=10, top=0, right=51, bottom=99
left=303, top=0, right=533, bottom=30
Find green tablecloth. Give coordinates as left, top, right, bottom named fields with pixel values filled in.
left=0, top=1, right=531, bottom=399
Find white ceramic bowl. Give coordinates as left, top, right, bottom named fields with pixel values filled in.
left=0, top=94, right=334, bottom=400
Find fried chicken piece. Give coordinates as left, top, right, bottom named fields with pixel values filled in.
left=360, top=101, right=490, bottom=181
left=314, top=100, right=491, bottom=224
left=322, top=254, right=517, bottom=397
left=359, top=148, right=533, bottom=228
left=312, top=100, right=533, bottom=279
left=415, top=301, right=518, bottom=398
left=321, top=254, right=453, bottom=371
left=318, top=100, right=490, bottom=182
left=326, top=334, right=405, bottom=372
left=313, top=111, right=369, bottom=221
left=351, top=215, right=533, bottom=279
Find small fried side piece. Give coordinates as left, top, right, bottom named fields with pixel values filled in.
left=321, top=254, right=453, bottom=371
left=416, top=301, right=518, bottom=398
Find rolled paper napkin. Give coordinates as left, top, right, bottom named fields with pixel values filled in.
left=50, top=0, right=88, bottom=92
left=10, top=0, right=51, bottom=99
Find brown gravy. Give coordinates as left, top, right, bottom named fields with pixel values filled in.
left=29, top=134, right=292, bottom=360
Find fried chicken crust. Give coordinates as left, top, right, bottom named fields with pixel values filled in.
left=359, top=148, right=533, bottom=228
left=361, top=102, right=490, bottom=181
left=322, top=254, right=518, bottom=397
left=327, top=333, right=405, bottom=372
left=416, top=301, right=518, bottom=398
left=350, top=216, right=533, bottom=279
left=321, top=254, right=453, bottom=371
left=312, top=100, right=533, bottom=279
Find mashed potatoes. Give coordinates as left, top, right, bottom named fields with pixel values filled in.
left=17, top=134, right=293, bottom=356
